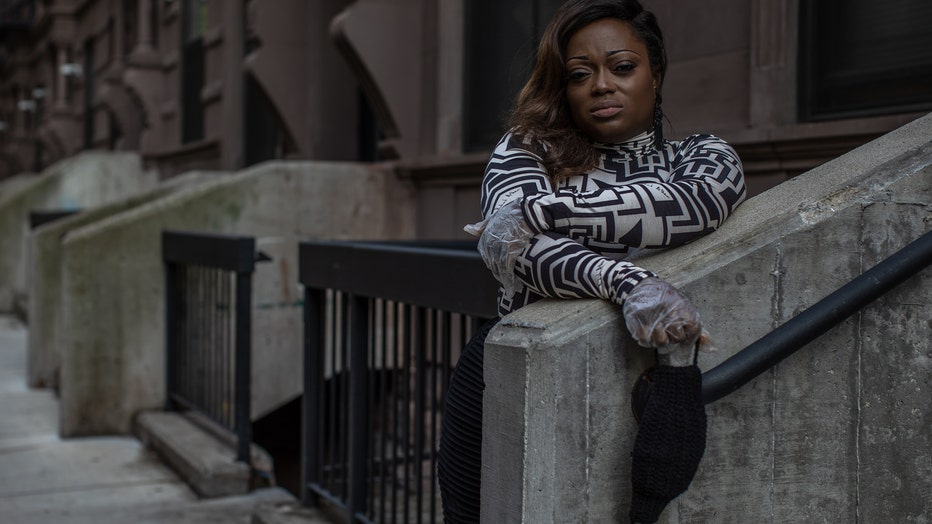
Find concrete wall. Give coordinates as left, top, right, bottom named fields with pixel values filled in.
left=27, top=172, right=221, bottom=390
left=0, top=152, right=158, bottom=314
left=57, top=160, right=415, bottom=437
left=483, top=113, right=932, bottom=522
left=0, top=174, right=38, bottom=197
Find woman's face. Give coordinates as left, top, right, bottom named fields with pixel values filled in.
left=564, top=18, right=660, bottom=143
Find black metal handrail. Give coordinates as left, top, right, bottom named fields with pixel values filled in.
left=162, top=230, right=258, bottom=464
left=300, top=240, right=495, bottom=318
left=299, top=239, right=498, bottom=524
left=702, top=229, right=932, bottom=404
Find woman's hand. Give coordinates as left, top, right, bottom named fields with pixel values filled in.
left=465, top=199, right=534, bottom=298
left=622, top=277, right=707, bottom=356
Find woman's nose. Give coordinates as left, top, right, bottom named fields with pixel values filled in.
left=591, top=68, right=615, bottom=94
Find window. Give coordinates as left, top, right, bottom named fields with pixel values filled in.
left=48, top=45, right=56, bottom=101
left=84, top=38, right=95, bottom=148
left=799, top=0, right=932, bottom=121
left=462, top=0, right=562, bottom=152
left=181, top=0, right=207, bottom=143
left=65, top=47, right=75, bottom=106
left=33, top=84, right=44, bottom=126
left=109, top=109, right=122, bottom=149
left=33, top=140, right=43, bottom=172
left=123, top=0, right=138, bottom=57
left=243, top=74, right=297, bottom=167
left=150, top=0, right=159, bottom=48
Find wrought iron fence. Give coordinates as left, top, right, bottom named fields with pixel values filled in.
left=299, top=240, right=498, bottom=523
left=162, top=230, right=260, bottom=464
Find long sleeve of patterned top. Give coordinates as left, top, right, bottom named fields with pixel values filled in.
left=480, top=130, right=746, bottom=317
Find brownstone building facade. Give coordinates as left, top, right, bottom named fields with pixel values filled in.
left=1, top=0, right=930, bottom=235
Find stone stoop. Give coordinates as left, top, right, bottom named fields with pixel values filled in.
left=134, top=410, right=273, bottom=499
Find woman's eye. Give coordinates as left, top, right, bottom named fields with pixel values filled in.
left=613, top=63, right=635, bottom=73
left=567, top=70, right=590, bottom=81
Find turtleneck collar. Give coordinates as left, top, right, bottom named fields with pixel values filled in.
left=591, top=129, right=657, bottom=157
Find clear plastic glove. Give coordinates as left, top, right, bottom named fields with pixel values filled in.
left=657, top=339, right=702, bottom=367
left=464, top=199, right=534, bottom=298
left=623, top=277, right=708, bottom=354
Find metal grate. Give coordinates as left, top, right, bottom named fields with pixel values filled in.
left=300, top=240, right=498, bottom=523
left=163, top=230, right=257, bottom=463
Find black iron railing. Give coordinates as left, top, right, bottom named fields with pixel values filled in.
left=299, top=240, right=498, bottom=524
left=703, top=229, right=932, bottom=403
left=162, top=230, right=260, bottom=464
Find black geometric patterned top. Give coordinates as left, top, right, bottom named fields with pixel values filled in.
left=480, top=130, right=747, bottom=317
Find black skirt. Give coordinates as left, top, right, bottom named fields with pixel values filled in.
left=437, top=317, right=499, bottom=524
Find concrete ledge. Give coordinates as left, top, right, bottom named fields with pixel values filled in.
left=0, top=151, right=157, bottom=313
left=134, top=410, right=253, bottom=498
left=27, top=171, right=220, bottom=390
left=58, top=160, right=416, bottom=437
left=482, top=112, right=932, bottom=521
left=483, top=299, right=654, bottom=522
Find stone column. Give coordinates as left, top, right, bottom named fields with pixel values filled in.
left=482, top=300, right=653, bottom=522
left=136, top=0, right=154, bottom=53
left=749, top=0, right=797, bottom=127
left=130, top=0, right=158, bottom=64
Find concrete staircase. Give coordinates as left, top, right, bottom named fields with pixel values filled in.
left=0, top=315, right=329, bottom=524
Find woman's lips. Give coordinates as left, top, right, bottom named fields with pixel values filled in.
left=592, top=107, right=621, bottom=118
left=590, top=101, right=621, bottom=118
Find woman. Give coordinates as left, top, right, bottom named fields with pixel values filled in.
left=438, top=1, right=746, bottom=522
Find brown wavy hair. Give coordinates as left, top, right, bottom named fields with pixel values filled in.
left=507, top=0, right=667, bottom=183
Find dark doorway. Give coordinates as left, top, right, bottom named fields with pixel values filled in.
left=252, top=395, right=303, bottom=497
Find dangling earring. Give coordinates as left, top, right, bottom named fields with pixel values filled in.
left=653, top=92, right=664, bottom=150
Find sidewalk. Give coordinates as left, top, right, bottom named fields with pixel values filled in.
left=0, top=315, right=323, bottom=523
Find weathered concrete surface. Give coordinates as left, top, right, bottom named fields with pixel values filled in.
left=58, top=160, right=415, bottom=437
left=250, top=236, right=304, bottom=419
left=483, top=300, right=654, bottom=523
left=251, top=500, right=338, bottom=524
left=0, top=314, right=320, bottom=524
left=26, top=171, right=220, bottom=390
left=483, top=112, right=931, bottom=522
left=0, top=152, right=157, bottom=314
left=0, top=173, right=38, bottom=198
left=134, top=410, right=253, bottom=499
